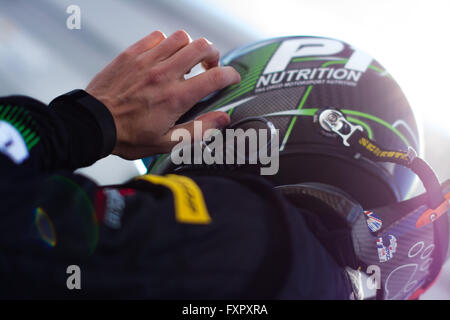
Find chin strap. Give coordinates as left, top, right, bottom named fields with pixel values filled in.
left=316, top=108, right=449, bottom=297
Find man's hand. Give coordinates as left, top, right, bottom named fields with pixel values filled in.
left=86, top=30, right=240, bottom=159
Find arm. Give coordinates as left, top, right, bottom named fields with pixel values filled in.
left=0, top=30, right=240, bottom=298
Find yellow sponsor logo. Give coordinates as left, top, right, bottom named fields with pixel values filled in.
left=358, top=137, right=407, bottom=160
left=136, top=174, right=211, bottom=224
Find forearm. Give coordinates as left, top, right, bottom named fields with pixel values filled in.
left=0, top=92, right=116, bottom=173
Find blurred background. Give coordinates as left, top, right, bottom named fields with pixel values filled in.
left=0, top=0, right=449, bottom=299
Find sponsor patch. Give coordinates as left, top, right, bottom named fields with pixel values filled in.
left=136, top=174, right=211, bottom=224
left=0, top=120, right=29, bottom=164
left=103, top=189, right=125, bottom=229
left=95, top=188, right=135, bottom=229
left=364, top=210, right=383, bottom=232
left=376, top=234, right=398, bottom=262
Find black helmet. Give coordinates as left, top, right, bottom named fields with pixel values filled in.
left=145, top=36, right=449, bottom=300
left=147, top=36, right=422, bottom=209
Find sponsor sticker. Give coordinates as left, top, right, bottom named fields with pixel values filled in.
left=376, top=234, right=397, bottom=262
left=365, top=210, right=383, bottom=232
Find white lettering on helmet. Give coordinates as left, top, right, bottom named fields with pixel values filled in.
left=263, top=38, right=372, bottom=74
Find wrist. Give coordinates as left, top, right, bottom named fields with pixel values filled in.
left=52, top=89, right=117, bottom=158
left=85, top=90, right=128, bottom=151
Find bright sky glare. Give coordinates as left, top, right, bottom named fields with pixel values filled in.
left=199, top=0, right=450, bottom=136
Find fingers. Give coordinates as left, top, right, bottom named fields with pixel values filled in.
left=141, top=30, right=192, bottom=62
left=138, top=31, right=219, bottom=78
left=179, top=66, right=241, bottom=108
left=160, top=111, right=230, bottom=152
left=164, top=38, right=220, bottom=76
left=126, top=30, right=166, bottom=56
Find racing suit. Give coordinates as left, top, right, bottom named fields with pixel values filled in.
left=0, top=92, right=352, bottom=299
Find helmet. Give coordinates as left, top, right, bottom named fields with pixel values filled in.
left=147, top=36, right=421, bottom=209
left=144, top=36, right=449, bottom=300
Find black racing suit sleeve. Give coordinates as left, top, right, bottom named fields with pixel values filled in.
left=0, top=94, right=351, bottom=299
left=0, top=94, right=115, bottom=171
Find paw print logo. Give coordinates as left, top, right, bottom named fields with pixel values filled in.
left=407, top=241, right=434, bottom=271
left=384, top=241, right=434, bottom=300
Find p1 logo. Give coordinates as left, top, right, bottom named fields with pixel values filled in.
left=263, top=37, right=373, bottom=74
